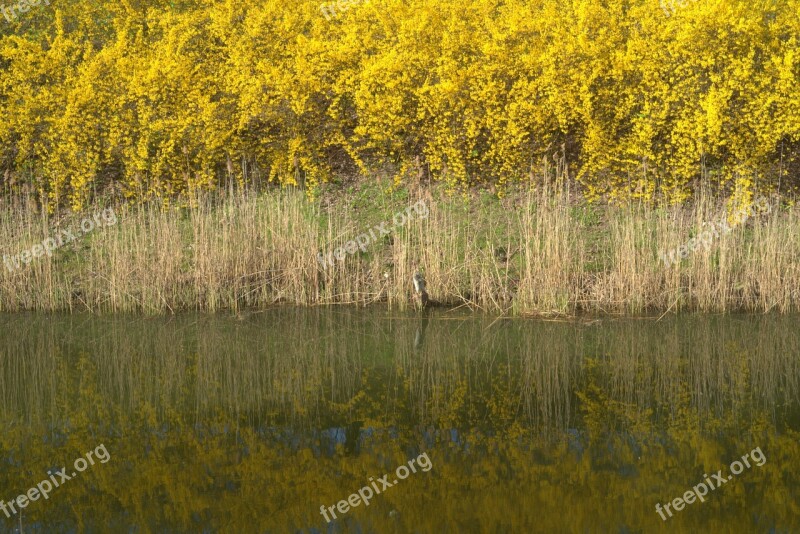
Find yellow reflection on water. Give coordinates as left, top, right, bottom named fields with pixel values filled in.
left=0, top=311, right=798, bottom=532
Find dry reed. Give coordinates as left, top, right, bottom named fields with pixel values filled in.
left=0, top=178, right=798, bottom=315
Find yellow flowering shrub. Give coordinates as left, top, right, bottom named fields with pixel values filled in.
left=0, top=0, right=798, bottom=208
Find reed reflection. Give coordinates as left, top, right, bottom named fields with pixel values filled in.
left=0, top=311, right=797, bottom=532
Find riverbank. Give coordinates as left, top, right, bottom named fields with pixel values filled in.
left=0, top=180, right=797, bottom=315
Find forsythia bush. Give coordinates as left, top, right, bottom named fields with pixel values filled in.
left=0, top=0, right=798, bottom=208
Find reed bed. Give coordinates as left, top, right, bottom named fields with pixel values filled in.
left=0, top=181, right=798, bottom=315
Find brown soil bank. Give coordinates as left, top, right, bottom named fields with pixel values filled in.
left=0, top=182, right=798, bottom=315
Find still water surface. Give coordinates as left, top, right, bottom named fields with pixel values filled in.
left=0, top=310, right=798, bottom=533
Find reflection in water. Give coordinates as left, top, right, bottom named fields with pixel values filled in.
left=0, top=310, right=798, bottom=532
left=413, top=312, right=429, bottom=352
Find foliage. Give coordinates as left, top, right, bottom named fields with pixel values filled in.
left=0, top=0, right=799, bottom=208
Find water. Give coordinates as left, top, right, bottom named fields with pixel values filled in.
left=0, top=310, right=798, bottom=533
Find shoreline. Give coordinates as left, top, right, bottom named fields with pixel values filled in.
left=0, top=183, right=797, bottom=315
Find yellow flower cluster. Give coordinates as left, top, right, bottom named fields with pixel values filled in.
left=0, top=0, right=798, bottom=208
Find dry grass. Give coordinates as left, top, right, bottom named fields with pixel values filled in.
left=0, top=179, right=798, bottom=315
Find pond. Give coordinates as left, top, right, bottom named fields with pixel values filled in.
left=0, top=310, right=798, bottom=532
